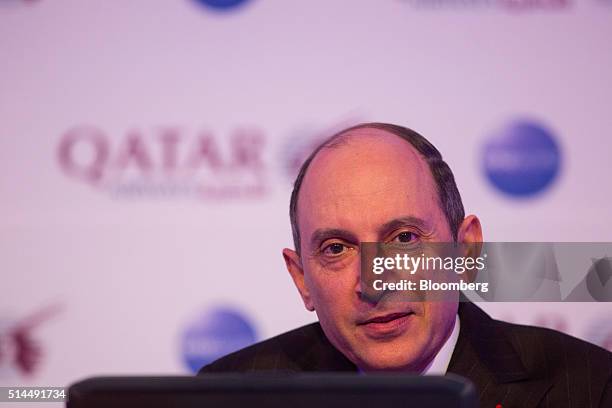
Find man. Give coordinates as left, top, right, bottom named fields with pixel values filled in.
left=199, top=123, right=612, bottom=407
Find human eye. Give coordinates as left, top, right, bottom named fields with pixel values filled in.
left=321, top=242, right=351, bottom=257
left=311, top=236, right=358, bottom=270
left=384, top=231, right=422, bottom=258
left=391, top=231, right=420, bottom=244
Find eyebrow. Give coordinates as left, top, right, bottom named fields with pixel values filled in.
left=308, top=216, right=431, bottom=249
left=309, top=229, right=359, bottom=250
left=377, top=216, right=431, bottom=238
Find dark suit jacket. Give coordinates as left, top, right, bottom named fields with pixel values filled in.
left=199, top=302, right=612, bottom=407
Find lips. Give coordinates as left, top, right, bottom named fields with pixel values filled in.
left=357, top=311, right=416, bottom=339
left=358, top=312, right=414, bottom=325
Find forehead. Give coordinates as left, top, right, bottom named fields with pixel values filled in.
left=298, top=128, right=443, bottom=243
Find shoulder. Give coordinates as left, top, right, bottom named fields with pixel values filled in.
left=197, top=322, right=332, bottom=373
left=497, top=322, right=612, bottom=393
left=497, top=321, right=612, bottom=371
left=457, top=302, right=612, bottom=389
left=459, top=302, right=612, bottom=376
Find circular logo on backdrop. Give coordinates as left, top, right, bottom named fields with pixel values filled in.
left=482, top=120, right=562, bottom=197
left=191, top=0, right=251, bottom=11
left=181, top=306, right=257, bottom=373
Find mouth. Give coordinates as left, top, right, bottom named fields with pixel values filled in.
left=358, top=312, right=413, bottom=325
left=357, top=311, right=416, bottom=339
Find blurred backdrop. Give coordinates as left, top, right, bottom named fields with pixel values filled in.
left=1, top=0, right=611, bottom=389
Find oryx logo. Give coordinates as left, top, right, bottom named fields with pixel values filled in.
left=0, top=305, right=61, bottom=379
left=482, top=120, right=562, bottom=197
left=279, top=117, right=363, bottom=183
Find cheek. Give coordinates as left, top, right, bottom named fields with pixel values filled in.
left=306, top=273, right=341, bottom=304
left=305, top=267, right=356, bottom=310
left=423, top=302, right=457, bottom=332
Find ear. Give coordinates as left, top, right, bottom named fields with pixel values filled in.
left=457, top=215, right=483, bottom=283
left=282, top=248, right=315, bottom=311
left=458, top=214, right=483, bottom=245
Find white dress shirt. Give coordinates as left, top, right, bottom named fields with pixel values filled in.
left=422, top=314, right=460, bottom=375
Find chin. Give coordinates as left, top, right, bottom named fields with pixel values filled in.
left=354, top=342, right=429, bottom=372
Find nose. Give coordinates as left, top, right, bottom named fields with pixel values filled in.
left=357, top=283, right=385, bottom=306
left=356, top=242, right=386, bottom=306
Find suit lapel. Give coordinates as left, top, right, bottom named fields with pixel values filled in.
left=449, top=302, right=552, bottom=407
left=294, top=323, right=357, bottom=372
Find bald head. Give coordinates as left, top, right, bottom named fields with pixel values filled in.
left=289, top=123, right=465, bottom=255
